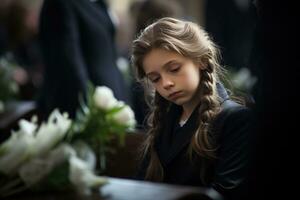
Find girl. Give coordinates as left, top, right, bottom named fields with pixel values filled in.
left=131, top=17, right=254, bottom=199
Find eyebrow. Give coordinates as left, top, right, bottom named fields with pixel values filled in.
left=145, top=60, right=178, bottom=77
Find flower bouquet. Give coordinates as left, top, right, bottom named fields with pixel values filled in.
left=69, top=84, right=136, bottom=170
left=0, top=85, right=136, bottom=198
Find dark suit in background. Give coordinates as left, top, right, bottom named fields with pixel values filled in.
left=205, top=0, right=257, bottom=71
left=38, top=0, right=129, bottom=118
left=244, top=1, right=298, bottom=199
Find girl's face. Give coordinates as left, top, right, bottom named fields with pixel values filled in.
left=143, top=48, right=204, bottom=108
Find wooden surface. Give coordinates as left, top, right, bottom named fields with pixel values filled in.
left=98, top=177, right=222, bottom=200
left=4, top=177, right=222, bottom=200
left=103, top=131, right=146, bottom=178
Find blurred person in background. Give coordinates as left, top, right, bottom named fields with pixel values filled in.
left=37, top=0, right=130, bottom=119
left=241, top=0, right=298, bottom=199
left=0, top=0, right=44, bottom=100
left=0, top=0, right=11, bottom=56
left=205, top=0, right=257, bottom=71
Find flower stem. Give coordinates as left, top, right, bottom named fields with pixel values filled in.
left=0, top=177, right=28, bottom=198
left=99, top=145, right=106, bottom=171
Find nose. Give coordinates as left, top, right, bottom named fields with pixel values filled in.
left=161, top=75, right=174, bottom=90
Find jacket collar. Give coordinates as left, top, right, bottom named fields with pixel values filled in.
left=155, top=82, right=229, bottom=166
left=217, top=82, right=230, bottom=104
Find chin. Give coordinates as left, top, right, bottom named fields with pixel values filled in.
left=172, top=98, right=187, bottom=106
left=173, top=101, right=183, bottom=106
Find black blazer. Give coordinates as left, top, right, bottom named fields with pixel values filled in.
left=38, top=0, right=129, bottom=118
left=136, top=84, right=254, bottom=200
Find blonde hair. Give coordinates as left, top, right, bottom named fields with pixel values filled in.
left=131, top=17, right=224, bottom=181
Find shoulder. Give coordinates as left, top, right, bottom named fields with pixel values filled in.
left=211, top=100, right=255, bottom=197
left=212, top=100, right=254, bottom=141
left=218, top=100, right=253, bottom=123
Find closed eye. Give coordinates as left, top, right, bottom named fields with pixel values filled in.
left=149, top=76, right=160, bottom=83
left=169, top=66, right=180, bottom=73
left=152, top=77, right=160, bottom=83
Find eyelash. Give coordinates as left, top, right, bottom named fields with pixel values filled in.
left=149, top=65, right=181, bottom=83
left=170, top=66, right=180, bottom=73
left=151, top=77, right=160, bottom=83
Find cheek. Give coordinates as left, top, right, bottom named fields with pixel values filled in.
left=154, top=85, right=165, bottom=96
left=184, top=71, right=201, bottom=90
left=153, top=84, right=170, bottom=100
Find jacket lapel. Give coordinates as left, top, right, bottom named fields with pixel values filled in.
left=154, top=105, right=179, bottom=166
left=164, top=107, right=200, bottom=165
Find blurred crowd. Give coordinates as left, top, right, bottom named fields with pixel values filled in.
left=0, top=0, right=44, bottom=101
left=0, top=0, right=258, bottom=127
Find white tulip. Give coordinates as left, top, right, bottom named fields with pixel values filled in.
left=69, top=156, right=107, bottom=195
left=46, top=143, right=76, bottom=167
left=18, top=158, right=52, bottom=187
left=33, top=109, right=72, bottom=157
left=93, top=86, right=118, bottom=110
left=17, top=119, right=37, bottom=136
left=0, top=110, right=71, bottom=175
left=0, top=132, right=35, bottom=175
left=112, top=105, right=136, bottom=127
left=0, top=118, right=38, bottom=175
left=72, top=141, right=96, bottom=171
left=19, top=143, right=76, bottom=187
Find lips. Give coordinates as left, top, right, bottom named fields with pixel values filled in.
left=168, top=91, right=183, bottom=100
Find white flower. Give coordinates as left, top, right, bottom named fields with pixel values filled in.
left=69, top=156, right=107, bottom=195
left=47, top=143, right=76, bottom=166
left=112, top=105, right=136, bottom=127
left=32, top=109, right=72, bottom=157
left=0, top=132, right=35, bottom=175
left=72, top=141, right=96, bottom=171
left=18, top=119, right=37, bottom=136
left=18, top=158, right=52, bottom=187
left=19, top=143, right=76, bottom=187
left=0, top=119, right=37, bottom=175
left=0, top=109, right=71, bottom=175
left=93, top=86, right=118, bottom=110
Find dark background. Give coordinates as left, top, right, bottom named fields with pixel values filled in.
left=245, top=0, right=299, bottom=199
